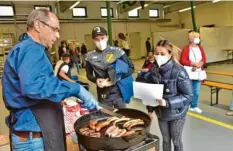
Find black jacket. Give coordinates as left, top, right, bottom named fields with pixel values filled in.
left=145, top=40, right=151, bottom=52
left=81, top=44, right=87, bottom=54
left=147, top=59, right=193, bottom=121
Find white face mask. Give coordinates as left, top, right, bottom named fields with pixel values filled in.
left=156, top=55, right=169, bottom=67
left=193, top=38, right=200, bottom=44
left=95, top=40, right=107, bottom=51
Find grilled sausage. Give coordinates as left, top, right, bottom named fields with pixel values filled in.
left=131, top=127, right=144, bottom=131
left=107, top=117, right=119, bottom=123
left=89, top=120, right=98, bottom=130
left=95, top=120, right=110, bottom=132
left=121, top=130, right=135, bottom=137
left=115, top=129, right=127, bottom=137
left=113, top=118, right=131, bottom=125
left=123, top=119, right=141, bottom=128
left=79, top=127, right=90, bottom=133
left=127, top=121, right=145, bottom=130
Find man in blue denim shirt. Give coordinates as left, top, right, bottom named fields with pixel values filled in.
left=2, top=9, right=98, bottom=151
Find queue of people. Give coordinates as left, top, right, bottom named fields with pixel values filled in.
left=2, top=8, right=230, bottom=151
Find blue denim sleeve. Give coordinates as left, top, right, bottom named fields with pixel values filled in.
left=18, top=46, right=80, bottom=102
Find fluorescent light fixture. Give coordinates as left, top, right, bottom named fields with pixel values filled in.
left=164, top=5, right=171, bottom=8
left=179, top=6, right=196, bottom=12
left=213, top=0, right=221, bottom=3
left=134, top=4, right=149, bottom=10
left=69, top=1, right=80, bottom=10
left=117, top=0, right=127, bottom=5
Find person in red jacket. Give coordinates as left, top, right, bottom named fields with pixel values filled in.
left=180, top=31, right=206, bottom=113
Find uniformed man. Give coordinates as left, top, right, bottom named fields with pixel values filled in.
left=86, top=26, right=134, bottom=109
left=2, top=9, right=98, bottom=151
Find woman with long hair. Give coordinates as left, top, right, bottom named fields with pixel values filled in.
left=118, top=33, right=130, bottom=57
left=147, top=40, right=193, bottom=151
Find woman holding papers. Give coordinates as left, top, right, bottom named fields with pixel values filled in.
left=147, top=40, right=193, bottom=151
left=180, top=31, right=207, bottom=113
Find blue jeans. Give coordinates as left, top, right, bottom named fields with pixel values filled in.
left=191, top=80, right=201, bottom=108
left=11, top=132, right=44, bottom=151
left=137, top=72, right=151, bottom=79
left=230, top=92, right=233, bottom=110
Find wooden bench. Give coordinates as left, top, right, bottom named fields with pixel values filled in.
left=206, top=71, right=233, bottom=77
left=203, top=81, right=233, bottom=106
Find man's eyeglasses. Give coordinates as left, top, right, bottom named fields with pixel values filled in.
left=39, top=20, right=60, bottom=33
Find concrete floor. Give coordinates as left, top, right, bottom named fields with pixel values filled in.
left=1, top=60, right=233, bottom=151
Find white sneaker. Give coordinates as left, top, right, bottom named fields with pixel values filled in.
left=189, top=108, right=195, bottom=112
left=193, top=107, right=202, bottom=113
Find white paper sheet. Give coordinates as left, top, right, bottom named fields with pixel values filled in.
left=133, top=82, right=164, bottom=107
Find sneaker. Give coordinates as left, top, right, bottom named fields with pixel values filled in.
left=193, top=107, right=202, bottom=113
left=189, top=108, right=195, bottom=112
left=226, top=111, right=233, bottom=116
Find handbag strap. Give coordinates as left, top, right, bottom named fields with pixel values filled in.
left=190, top=47, right=197, bottom=62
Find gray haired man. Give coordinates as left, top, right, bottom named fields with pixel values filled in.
left=2, top=9, right=98, bottom=151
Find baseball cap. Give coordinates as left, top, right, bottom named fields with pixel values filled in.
left=92, top=26, right=107, bottom=38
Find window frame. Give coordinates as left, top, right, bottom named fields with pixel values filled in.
left=128, top=9, right=139, bottom=18
left=149, top=9, right=159, bottom=18
left=72, top=7, right=87, bottom=18
left=100, top=7, right=114, bottom=18
left=0, top=5, right=15, bottom=17
left=34, top=5, right=52, bottom=11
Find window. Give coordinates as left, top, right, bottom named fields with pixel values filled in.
left=128, top=9, right=139, bottom=18
left=149, top=9, right=159, bottom=18
left=73, top=7, right=87, bottom=17
left=0, top=5, right=14, bottom=17
left=101, top=8, right=113, bottom=17
left=34, top=5, right=51, bottom=11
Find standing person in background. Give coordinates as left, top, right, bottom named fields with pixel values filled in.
left=180, top=31, right=206, bottom=114
left=118, top=33, right=130, bottom=57
left=81, top=43, right=87, bottom=68
left=58, top=40, right=67, bottom=59
left=86, top=27, right=134, bottom=108
left=113, top=40, right=119, bottom=47
left=147, top=40, right=192, bottom=151
left=68, top=43, right=81, bottom=73
left=145, top=37, right=152, bottom=53
left=226, top=94, right=233, bottom=116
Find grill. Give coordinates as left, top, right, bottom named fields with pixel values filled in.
left=78, top=133, right=159, bottom=151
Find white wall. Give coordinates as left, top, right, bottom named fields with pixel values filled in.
left=162, top=1, right=233, bottom=63
left=165, top=1, right=233, bottom=29
left=0, top=1, right=178, bottom=59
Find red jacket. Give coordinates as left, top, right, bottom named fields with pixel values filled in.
left=180, top=45, right=206, bottom=67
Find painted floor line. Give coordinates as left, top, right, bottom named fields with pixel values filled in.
left=187, top=112, right=233, bottom=130
left=78, top=74, right=233, bottom=130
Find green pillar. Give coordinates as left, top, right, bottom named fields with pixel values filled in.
left=106, top=0, right=112, bottom=45
left=190, top=0, right=197, bottom=32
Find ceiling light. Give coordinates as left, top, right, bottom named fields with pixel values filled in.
left=134, top=4, right=149, bottom=10
left=213, top=0, right=221, bottom=3
left=164, top=5, right=171, bottom=8
left=179, top=6, right=196, bottom=13
left=69, top=1, right=80, bottom=10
